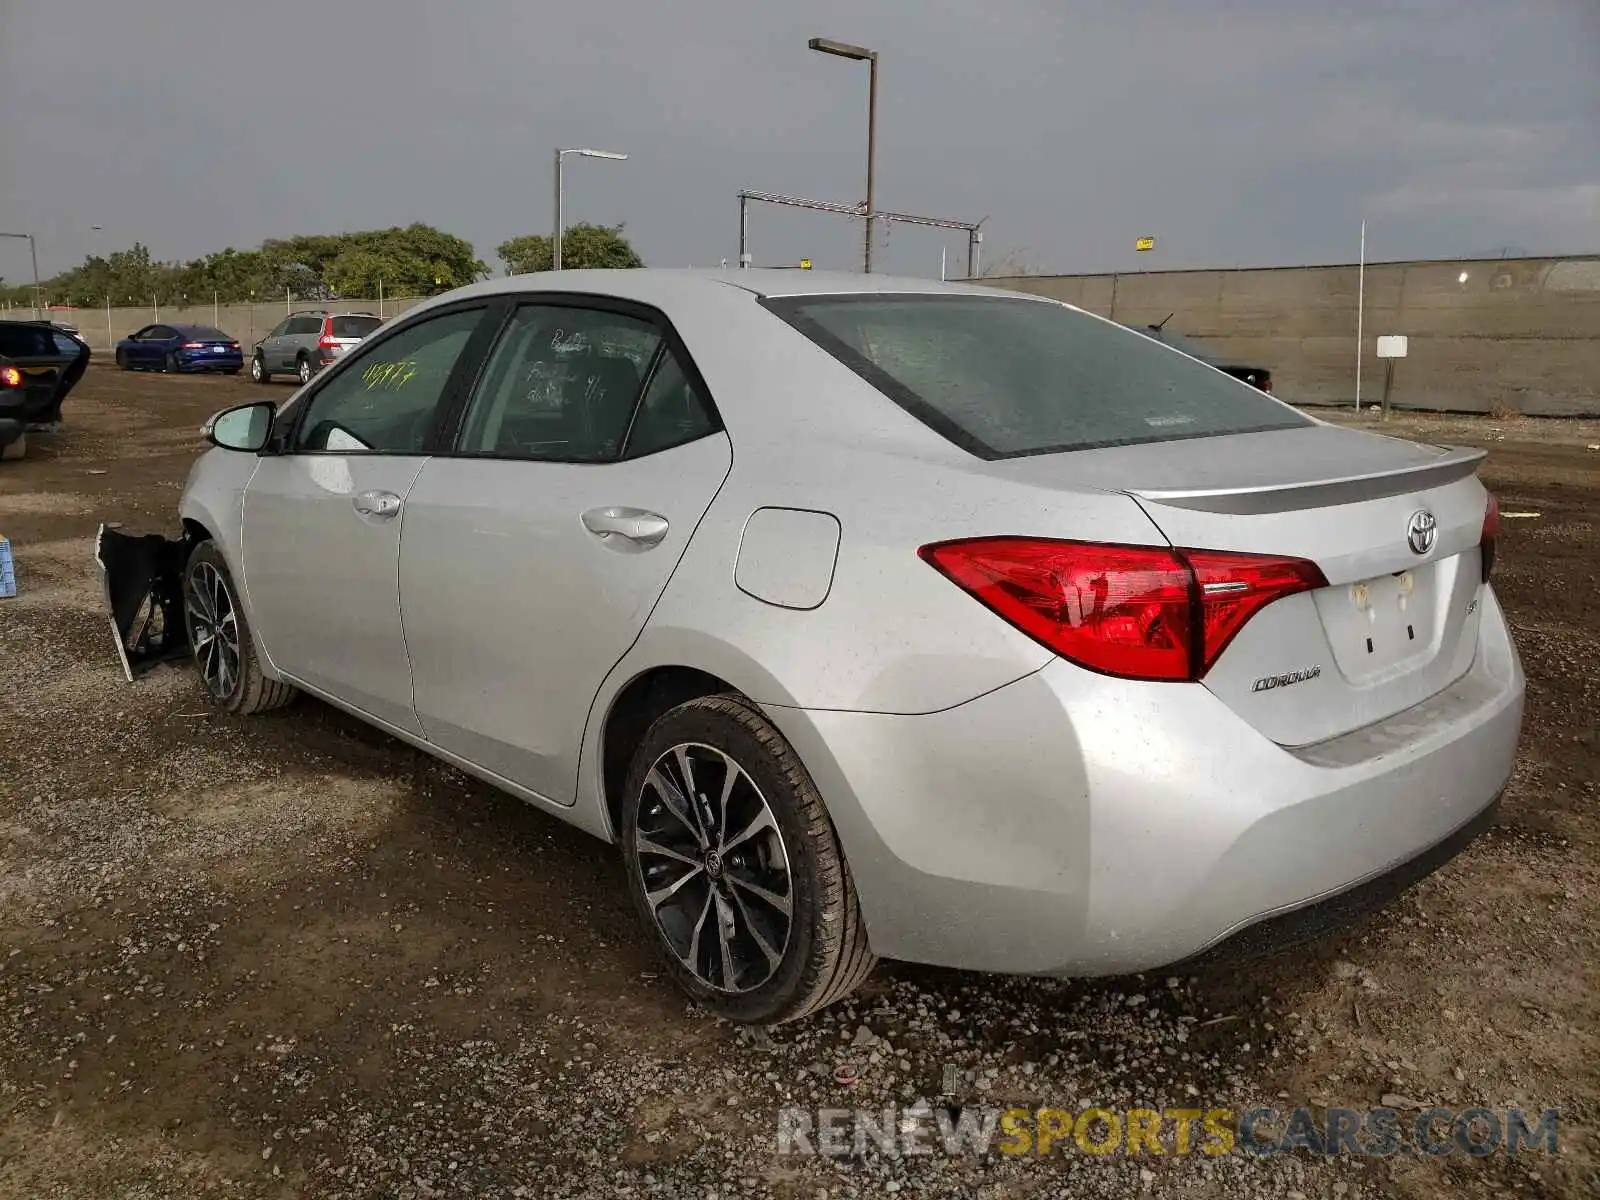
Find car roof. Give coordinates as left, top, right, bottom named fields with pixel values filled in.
left=417, top=267, right=1039, bottom=310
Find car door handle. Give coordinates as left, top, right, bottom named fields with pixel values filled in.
left=352, top=490, right=401, bottom=518
left=581, top=506, right=669, bottom=548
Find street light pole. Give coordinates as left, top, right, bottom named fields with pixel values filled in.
left=552, top=147, right=629, bottom=271
left=0, top=232, right=41, bottom=318
left=808, top=38, right=879, bottom=274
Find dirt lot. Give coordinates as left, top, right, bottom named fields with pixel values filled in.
left=1, top=368, right=1596, bottom=1199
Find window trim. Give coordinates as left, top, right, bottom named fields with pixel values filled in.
left=429, top=291, right=725, bottom=466
left=759, top=292, right=1309, bottom=461
left=268, top=299, right=501, bottom=458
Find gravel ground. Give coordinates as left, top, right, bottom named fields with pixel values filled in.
left=1, top=370, right=1596, bottom=1198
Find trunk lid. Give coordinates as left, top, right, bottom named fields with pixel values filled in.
left=989, top=423, right=1491, bottom=746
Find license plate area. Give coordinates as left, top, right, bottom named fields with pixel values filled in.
left=1313, top=563, right=1443, bottom=683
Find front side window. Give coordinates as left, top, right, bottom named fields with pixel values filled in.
left=454, top=304, right=662, bottom=462
left=293, top=307, right=483, bottom=454
left=764, top=294, right=1308, bottom=459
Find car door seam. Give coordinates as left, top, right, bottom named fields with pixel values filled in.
left=394, top=455, right=436, bottom=735
left=570, top=432, right=737, bottom=810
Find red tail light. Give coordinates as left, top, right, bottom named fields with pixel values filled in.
left=1481, top=491, right=1500, bottom=583
left=318, top=320, right=338, bottom=349
left=0, top=365, right=21, bottom=388
left=182, top=342, right=204, bottom=349
left=919, top=537, right=1327, bottom=682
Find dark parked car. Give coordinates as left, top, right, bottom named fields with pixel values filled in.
left=1125, top=316, right=1273, bottom=393
left=0, top=320, right=92, bottom=458
left=115, top=323, right=243, bottom=374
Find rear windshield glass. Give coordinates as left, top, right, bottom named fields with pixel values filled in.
left=332, top=316, right=382, bottom=338
left=189, top=326, right=231, bottom=341
left=0, top=325, right=54, bottom=357
left=763, top=294, right=1307, bottom=458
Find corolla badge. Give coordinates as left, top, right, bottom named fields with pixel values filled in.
left=1407, top=509, right=1438, bottom=555
left=1251, top=666, right=1322, bottom=693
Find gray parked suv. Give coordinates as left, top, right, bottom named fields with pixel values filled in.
left=251, top=310, right=383, bottom=385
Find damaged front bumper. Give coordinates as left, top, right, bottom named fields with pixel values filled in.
left=94, top=523, right=193, bottom=680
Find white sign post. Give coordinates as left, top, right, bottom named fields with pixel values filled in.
left=1376, top=335, right=1408, bottom=417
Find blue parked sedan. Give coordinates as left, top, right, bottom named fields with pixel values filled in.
left=115, top=323, right=243, bottom=374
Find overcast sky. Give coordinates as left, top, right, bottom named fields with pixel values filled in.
left=1, top=0, right=1596, bottom=283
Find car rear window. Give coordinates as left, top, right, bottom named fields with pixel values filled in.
left=762, top=294, right=1307, bottom=458
left=0, top=324, right=57, bottom=357
left=332, top=316, right=381, bottom=338
left=189, top=326, right=231, bottom=341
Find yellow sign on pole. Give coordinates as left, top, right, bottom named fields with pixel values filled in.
left=1135, top=236, right=1156, bottom=252
left=799, top=258, right=812, bottom=270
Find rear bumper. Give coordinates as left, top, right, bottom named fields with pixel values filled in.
left=176, top=355, right=243, bottom=372
left=763, top=585, right=1523, bottom=976
left=0, top=417, right=23, bottom=446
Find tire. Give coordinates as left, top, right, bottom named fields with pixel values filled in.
left=165, top=351, right=180, bottom=374
left=0, top=433, right=25, bottom=461
left=115, top=349, right=129, bottom=371
left=296, top=355, right=314, bottom=386
left=181, top=540, right=296, bottom=715
left=620, top=694, right=876, bottom=1024
left=251, top=354, right=271, bottom=384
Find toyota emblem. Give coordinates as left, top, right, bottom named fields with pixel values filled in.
left=1407, top=509, right=1438, bottom=555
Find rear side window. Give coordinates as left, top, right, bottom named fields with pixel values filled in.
left=332, top=315, right=381, bottom=338
left=763, top=294, right=1308, bottom=459
left=454, top=304, right=660, bottom=462
left=624, top=349, right=718, bottom=458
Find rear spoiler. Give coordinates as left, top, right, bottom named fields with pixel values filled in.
left=1129, top=445, right=1488, bottom=514
left=94, top=524, right=191, bottom=680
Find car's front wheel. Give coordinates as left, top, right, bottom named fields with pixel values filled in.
left=251, top=354, right=270, bottom=384
left=182, top=541, right=295, bottom=715
left=620, top=694, right=876, bottom=1024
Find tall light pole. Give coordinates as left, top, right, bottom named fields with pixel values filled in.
left=0, top=232, right=42, bottom=318
left=552, top=147, right=628, bottom=271
left=808, top=37, right=879, bottom=274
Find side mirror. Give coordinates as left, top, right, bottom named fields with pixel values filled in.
left=204, top=401, right=276, bottom=453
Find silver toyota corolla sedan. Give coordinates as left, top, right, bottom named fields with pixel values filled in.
left=97, top=269, right=1523, bottom=1024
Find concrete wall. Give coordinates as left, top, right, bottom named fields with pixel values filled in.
left=24, top=256, right=1598, bottom=416
left=10, top=298, right=428, bottom=357
left=973, top=256, right=1600, bottom=417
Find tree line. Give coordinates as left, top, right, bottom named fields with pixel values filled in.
left=0, top=223, right=642, bottom=308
